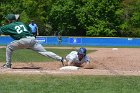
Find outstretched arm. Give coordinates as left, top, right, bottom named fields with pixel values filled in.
left=67, top=61, right=73, bottom=66
left=83, top=61, right=94, bottom=69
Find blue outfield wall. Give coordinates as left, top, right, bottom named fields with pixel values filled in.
left=0, top=36, right=140, bottom=47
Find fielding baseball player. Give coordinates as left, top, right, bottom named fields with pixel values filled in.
left=0, top=14, right=65, bottom=68
left=66, top=47, right=90, bottom=67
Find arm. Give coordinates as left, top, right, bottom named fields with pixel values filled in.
left=0, top=26, right=5, bottom=35
left=0, top=27, right=6, bottom=36
left=0, top=25, right=10, bottom=35
left=82, top=56, right=93, bottom=69
left=67, top=60, right=73, bottom=66
left=83, top=61, right=93, bottom=69
left=66, top=53, right=75, bottom=66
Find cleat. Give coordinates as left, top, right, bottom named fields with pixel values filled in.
left=61, top=57, right=66, bottom=66
left=2, top=64, right=12, bottom=69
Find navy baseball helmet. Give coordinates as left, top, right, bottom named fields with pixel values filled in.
left=77, top=47, right=87, bottom=56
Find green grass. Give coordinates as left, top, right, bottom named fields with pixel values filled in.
left=0, top=48, right=95, bottom=62
left=0, top=74, right=140, bottom=93
left=1, top=47, right=140, bottom=93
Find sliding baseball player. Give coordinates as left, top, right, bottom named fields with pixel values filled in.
left=65, top=47, right=90, bottom=67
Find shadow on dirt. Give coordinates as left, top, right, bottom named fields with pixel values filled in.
left=12, top=66, right=41, bottom=69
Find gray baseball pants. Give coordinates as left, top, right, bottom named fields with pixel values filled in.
left=6, top=37, right=62, bottom=66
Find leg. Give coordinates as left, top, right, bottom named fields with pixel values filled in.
left=31, top=43, right=63, bottom=61
left=5, top=38, right=35, bottom=68
left=32, top=32, right=37, bottom=38
left=5, top=40, right=20, bottom=66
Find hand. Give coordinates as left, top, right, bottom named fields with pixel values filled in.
left=83, top=63, right=94, bottom=69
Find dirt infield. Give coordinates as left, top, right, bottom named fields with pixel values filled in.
left=1, top=47, right=140, bottom=76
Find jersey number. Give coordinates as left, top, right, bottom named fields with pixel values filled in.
left=15, top=25, right=28, bottom=34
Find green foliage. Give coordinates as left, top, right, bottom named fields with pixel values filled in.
left=48, top=0, right=78, bottom=36
left=0, top=0, right=140, bottom=37
left=77, top=0, right=123, bottom=36
left=86, top=20, right=115, bottom=37
left=20, top=11, right=30, bottom=24
left=120, top=0, right=140, bottom=37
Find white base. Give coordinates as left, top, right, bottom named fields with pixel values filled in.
left=59, top=66, right=80, bottom=70
left=112, top=48, right=118, bottom=51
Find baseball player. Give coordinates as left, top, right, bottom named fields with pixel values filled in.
left=0, top=14, right=65, bottom=68
left=65, top=47, right=90, bottom=67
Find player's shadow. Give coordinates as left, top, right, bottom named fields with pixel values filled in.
left=12, top=66, right=41, bottom=69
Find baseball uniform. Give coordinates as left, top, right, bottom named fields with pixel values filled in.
left=66, top=51, right=90, bottom=64
left=0, top=21, right=63, bottom=67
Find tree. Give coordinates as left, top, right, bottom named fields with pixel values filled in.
left=119, top=0, right=140, bottom=37
left=76, top=0, right=123, bottom=37
left=1, top=0, right=140, bottom=37
left=48, top=0, right=79, bottom=36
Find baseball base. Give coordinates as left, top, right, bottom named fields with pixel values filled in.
left=59, top=66, right=80, bottom=70
left=112, top=48, right=118, bottom=51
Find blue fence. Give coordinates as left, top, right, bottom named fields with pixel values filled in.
left=0, top=36, right=140, bottom=47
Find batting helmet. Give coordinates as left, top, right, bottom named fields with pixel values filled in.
left=77, top=47, right=87, bottom=56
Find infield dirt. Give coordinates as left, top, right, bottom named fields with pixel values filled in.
left=1, top=47, right=140, bottom=76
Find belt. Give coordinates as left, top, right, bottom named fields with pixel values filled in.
left=25, top=36, right=35, bottom=39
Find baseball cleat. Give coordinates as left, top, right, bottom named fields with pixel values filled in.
left=2, top=64, right=12, bottom=69
left=61, top=57, right=66, bottom=66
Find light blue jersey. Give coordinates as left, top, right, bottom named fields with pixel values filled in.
left=29, top=23, right=38, bottom=33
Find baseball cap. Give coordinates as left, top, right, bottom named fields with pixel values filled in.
left=5, top=14, right=16, bottom=20
left=5, top=14, right=19, bottom=20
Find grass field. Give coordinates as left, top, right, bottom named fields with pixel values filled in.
left=0, top=48, right=70, bottom=62
left=0, top=74, right=140, bottom=93
left=0, top=48, right=93, bottom=62
left=0, top=48, right=140, bottom=93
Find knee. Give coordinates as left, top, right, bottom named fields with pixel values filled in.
left=6, top=44, right=15, bottom=51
